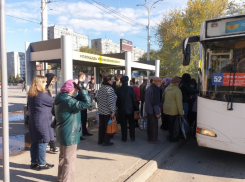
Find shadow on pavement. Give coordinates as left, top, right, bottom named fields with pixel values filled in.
left=0, top=162, right=57, bottom=182
left=157, top=138, right=245, bottom=180
left=77, top=154, right=115, bottom=161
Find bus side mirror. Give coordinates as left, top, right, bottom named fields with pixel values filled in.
left=183, top=44, right=190, bottom=66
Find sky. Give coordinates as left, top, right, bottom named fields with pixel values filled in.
left=5, top=0, right=191, bottom=53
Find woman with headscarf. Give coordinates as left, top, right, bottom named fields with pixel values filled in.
left=54, top=79, right=91, bottom=182
left=45, top=73, right=59, bottom=153
left=28, top=75, right=54, bottom=170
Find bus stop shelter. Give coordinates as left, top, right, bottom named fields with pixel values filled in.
left=25, top=35, right=159, bottom=92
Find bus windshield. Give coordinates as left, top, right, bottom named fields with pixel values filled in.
left=200, top=38, right=245, bottom=103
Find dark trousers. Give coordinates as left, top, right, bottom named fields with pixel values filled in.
left=189, top=111, right=197, bottom=135
left=161, top=111, right=168, bottom=130
left=166, top=115, right=178, bottom=141
left=140, top=101, right=144, bottom=117
left=147, top=114, right=158, bottom=142
left=98, top=114, right=111, bottom=144
left=81, top=109, right=88, bottom=135
left=119, top=114, right=135, bottom=141
left=135, top=103, right=139, bottom=126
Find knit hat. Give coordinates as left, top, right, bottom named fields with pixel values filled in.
left=165, top=77, right=171, bottom=85
left=120, top=76, right=129, bottom=82
left=171, top=76, right=181, bottom=84
left=181, top=73, right=191, bottom=82
left=60, top=79, right=75, bottom=93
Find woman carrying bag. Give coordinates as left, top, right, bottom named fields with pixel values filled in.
left=97, top=75, right=117, bottom=146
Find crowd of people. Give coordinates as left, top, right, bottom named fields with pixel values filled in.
left=27, top=71, right=198, bottom=182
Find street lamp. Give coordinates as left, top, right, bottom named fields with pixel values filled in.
left=137, top=0, right=163, bottom=61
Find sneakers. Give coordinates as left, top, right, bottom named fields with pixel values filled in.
left=30, top=163, right=38, bottom=169
left=30, top=163, right=54, bottom=171
left=50, top=147, right=60, bottom=154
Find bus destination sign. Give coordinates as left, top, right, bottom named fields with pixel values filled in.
left=225, top=19, right=245, bottom=34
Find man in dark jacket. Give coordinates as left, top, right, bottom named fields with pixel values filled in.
left=139, top=77, right=147, bottom=117
left=145, top=77, right=162, bottom=144
left=180, top=73, right=198, bottom=117
left=116, top=76, right=139, bottom=142
left=77, top=72, right=93, bottom=140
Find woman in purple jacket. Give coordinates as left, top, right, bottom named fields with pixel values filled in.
left=28, top=75, right=54, bottom=171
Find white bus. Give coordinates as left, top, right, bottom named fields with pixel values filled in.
left=182, top=14, right=245, bottom=154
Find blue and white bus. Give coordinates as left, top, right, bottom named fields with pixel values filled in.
left=182, top=14, right=245, bottom=154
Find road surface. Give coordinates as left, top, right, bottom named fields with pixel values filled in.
left=148, top=138, right=245, bottom=182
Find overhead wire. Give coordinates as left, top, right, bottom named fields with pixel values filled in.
left=84, top=0, right=147, bottom=30
left=6, top=7, right=41, bottom=22
left=6, top=14, right=40, bottom=24
left=91, top=0, right=147, bottom=28
left=49, top=4, right=159, bottom=46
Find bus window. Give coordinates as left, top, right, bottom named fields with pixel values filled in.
left=200, top=38, right=245, bottom=103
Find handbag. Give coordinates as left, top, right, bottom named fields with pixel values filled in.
left=107, top=116, right=118, bottom=134
left=50, top=118, right=56, bottom=129
left=134, top=111, right=140, bottom=120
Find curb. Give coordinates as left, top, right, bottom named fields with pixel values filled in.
left=125, top=139, right=186, bottom=182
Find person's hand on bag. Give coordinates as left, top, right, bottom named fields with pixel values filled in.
left=111, top=113, right=114, bottom=118
left=156, top=114, right=161, bottom=118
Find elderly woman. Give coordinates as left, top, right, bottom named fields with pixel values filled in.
left=97, top=75, right=117, bottom=146
left=53, top=79, right=91, bottom=182
left=163, top=76, right=183, bottom=142
left=28, top=75, right=54, bottom=170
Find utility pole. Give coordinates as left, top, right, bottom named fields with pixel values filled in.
left=137, top=0, right=163, bottom=61
left=41, top=0, right=48, bottom=41
left=41, top=0, right=48, bottom=74
left=0, top=0, right=10, bottom=181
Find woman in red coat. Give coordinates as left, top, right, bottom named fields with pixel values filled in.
left=132, top=78, right=141, bottom=127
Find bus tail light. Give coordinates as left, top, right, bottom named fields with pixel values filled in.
left=196, top=127, right=217, bottom=137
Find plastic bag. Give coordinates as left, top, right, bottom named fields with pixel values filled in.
left=179, top=116, right=190, bottom=139
left=139, top=117, right=147, bottom=130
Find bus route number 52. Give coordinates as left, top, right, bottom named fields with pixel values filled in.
left=214, top=76, right=222, bottom=83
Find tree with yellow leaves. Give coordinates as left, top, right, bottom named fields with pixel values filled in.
left=156, top=0, right=245, bottom=78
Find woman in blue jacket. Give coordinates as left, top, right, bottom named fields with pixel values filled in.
left=28, top=75, right=54, bottom=171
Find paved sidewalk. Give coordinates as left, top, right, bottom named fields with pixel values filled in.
left=0, top=121, right=173, bottom=182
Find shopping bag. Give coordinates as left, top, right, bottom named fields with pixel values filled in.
left=179, top=116, right=191, bottom=139
left=134, top=111, right=140, bottom=120
left=139, top=117, right=147, bottom=130
left=107, top=116, right=119, bottom=134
